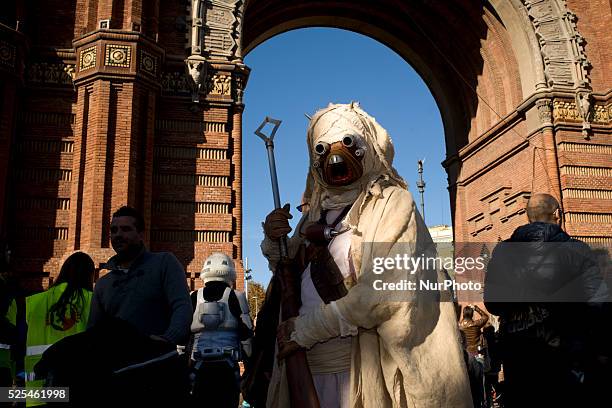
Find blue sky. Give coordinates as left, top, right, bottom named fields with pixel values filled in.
left=242, top=28, right=449, bottom=285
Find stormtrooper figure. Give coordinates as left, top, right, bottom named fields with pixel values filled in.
left=189, top=252, right=253, bottom=407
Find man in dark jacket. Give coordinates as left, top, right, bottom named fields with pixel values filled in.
left=484, top=193, right=608, bottom=407
left=88, top=206, right=192, bottom=404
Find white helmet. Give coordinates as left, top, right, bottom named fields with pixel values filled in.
left=200, top=252, right=236, bottom=285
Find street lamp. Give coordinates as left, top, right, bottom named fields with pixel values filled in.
left=416, top=159, right=426, bottom=222
left=244, top=257, right=252, bottom=297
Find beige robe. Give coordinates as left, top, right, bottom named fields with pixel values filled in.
left=264, top=184, right=472, bottom=407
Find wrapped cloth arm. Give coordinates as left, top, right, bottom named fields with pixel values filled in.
left=290, top=187, right=428, bottom=347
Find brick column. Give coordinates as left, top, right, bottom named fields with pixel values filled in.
left=63, top=31, right=163, bottom=268
left=231, top=104, right=243, bottom=289
left=535, top=99, right=563, bottom=211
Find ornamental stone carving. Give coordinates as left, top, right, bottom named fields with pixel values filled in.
left=63, top=64, right=76, bottom=82
left=139, top=50, right=158, bottom=77
left=79, top=46, right=96, bottom=71
left=593, top=105, right=612, bottom=124
left=0, top=41, right=16, bottom=70
left=553, top=100, right=580, bottom=121
left=536, top=99, right=553, bottom=125
left=204, top=0, right=241, bottom=59
left=105, top=45, right=131, bottom=68
left=161, top=71, right=191, bottom=96
left=207, top=73, right=231, bottom=96
left=26, top=62, right=74, bottom=86
left=189, top=0, right=206, bottom=55
left=575, top=91, right=593, bottom=139
left=522, top=0, right=591, bottom=88
left=185, top=55, right=207, bottom=102
left=186, top=0, right=243, bottom=61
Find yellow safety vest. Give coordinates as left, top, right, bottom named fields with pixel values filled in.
left=25, top=283, right=92, bottom=406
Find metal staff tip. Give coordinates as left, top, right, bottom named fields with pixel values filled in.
left=255, top=117, right=282, bottom=145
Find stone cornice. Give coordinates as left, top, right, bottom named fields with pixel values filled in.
left=72, top=30, right=165, bottom=89
left=443, top=88, right=612, bottom=169
left=73, top=29, right=161, bottom=50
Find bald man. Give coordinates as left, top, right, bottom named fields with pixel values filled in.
left=484, top=193, right=608, bottom=407
left=526, top=193, right=562, bottom=224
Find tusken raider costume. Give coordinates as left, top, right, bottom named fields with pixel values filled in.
left=250, top=103, right=472, bottom=408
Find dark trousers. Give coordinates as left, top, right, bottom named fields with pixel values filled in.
left=467, top=354, right=485, bottom=408
left=191, top=360, right=240, bottom=408
left=110, top=354, right=190, bottom=406
left=502, top=335, right=582, bottom=408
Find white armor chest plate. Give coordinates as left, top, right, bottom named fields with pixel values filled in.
left=191, top=287, right=239, bottom=333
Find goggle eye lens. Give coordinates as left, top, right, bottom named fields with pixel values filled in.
left=342, top=136, right=354, bottom=147
left=315, top=143, right=327, bottom=155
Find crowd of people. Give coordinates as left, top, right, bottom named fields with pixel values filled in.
left=0, top=104, right=609, bottom=408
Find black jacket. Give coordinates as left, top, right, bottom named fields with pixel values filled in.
left=484, top=222, right=608, bottom=349
left=485, top=222, right=607, bottom=309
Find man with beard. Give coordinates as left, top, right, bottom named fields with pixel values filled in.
left=484, top=193, right=609, bottom=407
left=88, top=206, right=192, bottom=403
left=258, top=103, right=471, bottom=407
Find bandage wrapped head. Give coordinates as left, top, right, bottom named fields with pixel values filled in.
left=303, top=102, right=406, bottom=216
left=200, top=252, right=236, bottom=285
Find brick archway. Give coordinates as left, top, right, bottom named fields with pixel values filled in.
left=0, top=1, right=609, bottom=290
left=246, top=0, right=611, bottom=248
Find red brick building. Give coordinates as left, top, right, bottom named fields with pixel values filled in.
left=0, top=0, right=610, bottom=291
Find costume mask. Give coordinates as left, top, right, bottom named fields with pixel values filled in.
left=312, top=134, right=365, bottom=186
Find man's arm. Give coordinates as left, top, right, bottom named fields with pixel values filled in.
left=161, top=253, right=193, bottom=344
left=473, top=305, right=489, bottom=327
left=87, top=285, right=106, bottom=329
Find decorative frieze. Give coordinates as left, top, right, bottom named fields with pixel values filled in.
left=566, top=213, right=612, bottom=224
left=558, top=142, right=612, bottom=155
left=155, top=146, right=227, bottom=160
left=155, top=119, right=226, bottom=133
left=161, top=70, right=234, bottom=99
left=553, top=100, right=611, bottom=125
left=152, top=173, right=229, bottom=186
left=151, top=230, right=230, bottom=243
left=563, top=189, right=612, bottom=200
left=26, top=62, right=74, bottom=86
left=153, top=201, right=230, bottom=214
left=207, top=73, right=231, bottom=96
left=571, top=236, right=612, bottom=245
left=593, top=104, right=612, bottom=124
left=560, top=166, right=612, bottom=177
left=161, top=71, right=191, bottom=96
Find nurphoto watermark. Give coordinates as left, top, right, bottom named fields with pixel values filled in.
left=363, top=242, right=611, bottom=303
